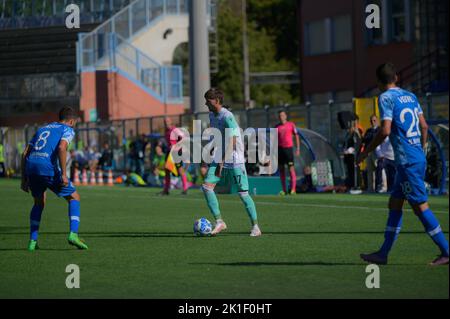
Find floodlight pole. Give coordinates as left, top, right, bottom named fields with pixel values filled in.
left=189, top=0, right=211, bottom=113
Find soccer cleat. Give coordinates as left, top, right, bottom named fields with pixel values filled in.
left=157, top=190, right=170, bottom=196
left=429, top=255, right=449, bottom=266
left=360, top=251, right=388, bottom=265
left=279, top=191, right=286, bottom=196
left=211, top=221, right=227, bottom=236
left=68, top=232, right=89, bottom=250
left=250, top=224, right=262, bottom=237
left=289, top=190, right=297, bottom=195
left=27, top=240, right=39, bottom=251
left=181, top=190, right=188, bottom=195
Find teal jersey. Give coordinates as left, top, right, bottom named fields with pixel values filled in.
left=209, top=108, right=245, bottom=168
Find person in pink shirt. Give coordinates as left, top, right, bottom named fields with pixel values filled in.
left=275, top=110, right=300, bottom=195
left=160, top=117, right=189, bottom=195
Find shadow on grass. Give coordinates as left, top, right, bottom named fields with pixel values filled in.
left=0, top=231, right=434, bottom=238
left=190, top=260, right=422, bottom=266
left=190, top=261, right=363, bottom=266
left=0, top=248, right=77, bottom=251
left=0, top=226, right=28, bottom=232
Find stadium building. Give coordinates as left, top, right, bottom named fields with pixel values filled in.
left=297, top=0, right=449, bottom=103
left=0, top=0, right=217, bottom=127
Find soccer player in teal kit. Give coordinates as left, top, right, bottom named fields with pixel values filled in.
left=357, top=63, right=448, bottom=266
left=21, top=107, right=88, bottom=251
left=202, top=88, right=261, bottom=237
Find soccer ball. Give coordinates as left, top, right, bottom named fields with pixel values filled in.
left=193, top=218, right=212, bottom=236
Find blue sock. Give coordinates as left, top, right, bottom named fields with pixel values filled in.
left=30, top=205, right=44, bottom=241
left=418, top=209, right=449, bottom=257
left=69, top=200, right=81, bottom=233
left=379, top=210, right=403, bottom=257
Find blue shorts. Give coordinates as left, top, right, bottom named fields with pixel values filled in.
left=391, top=161, right=428, bottom=205
left=28, top=174, right=76, bottom=198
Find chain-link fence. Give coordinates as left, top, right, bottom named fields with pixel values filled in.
left=1, top=94, right=448, bottom=188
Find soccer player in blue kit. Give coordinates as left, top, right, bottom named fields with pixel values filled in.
left=357, top=63, right=448, bottom=266
left=21, top=107, right=88, bottom=251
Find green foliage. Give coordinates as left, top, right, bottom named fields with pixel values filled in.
left=212, top=0, right=300, bottom=108
left=212, top=1, right=245, bottom=105
left=247, top=0, right=299, bottom=64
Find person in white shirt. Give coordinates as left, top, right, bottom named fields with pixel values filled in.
left=375, top=137, right=396, bottom=193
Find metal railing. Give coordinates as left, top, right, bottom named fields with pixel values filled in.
left=78, top=32, right=183, bottom=102
left=362, top=49, right=449, bottom=97
left=79, top=0, right=190, bottom=69
left=77, top=0, right=195, bottom=103
left=2, top=93, right=448, bottom=192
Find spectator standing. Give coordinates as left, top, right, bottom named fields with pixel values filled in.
left=99, top=142, right=114, bottom=171
left=134, top=134, right=147, bottom=177
left=361, top=115, right=380, bottom=192
left=343, top=124, right=362, bottom=190
left=375, top=137, right=396, bottom=193
left=151, top=144, right=166, bottom=186
left=126, top=130, right=136, bottom=172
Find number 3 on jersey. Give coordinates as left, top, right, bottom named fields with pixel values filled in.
left=400, top=107, right=421, bottom=138
left=34, top=131, right=51, bottom=151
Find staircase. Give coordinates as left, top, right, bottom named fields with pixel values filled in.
left=361, top=48, right=449, bottom=97
left=362, top=0, right=449, bottom=97
left=77, top=0, right=216, bottom=104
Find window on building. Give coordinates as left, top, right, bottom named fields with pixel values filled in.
left=332, top=15, right=352, bottom=51
left=306, top=20, right=329, bottom=55
left=306, top=15, right=353, bottom=55
left=367, top=0, right=384, bottom=45
left=391, top=0, right=408, bottom=42
left=367, top=0, right=411, bottom=45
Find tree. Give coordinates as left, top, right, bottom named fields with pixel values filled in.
left=212, top=0, right=300, bottom=108
left=211, top=1, right=245, bottom=104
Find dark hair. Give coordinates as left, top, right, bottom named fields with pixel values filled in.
left=204, top=88, right=224, bottom=104
left=278, top=110, right=287, bottom=115
left=376, top=63, right=397, bottom=85
left=59, top=107, right=78, bottom=121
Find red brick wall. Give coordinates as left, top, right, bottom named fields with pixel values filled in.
left=80, top=71, right=185, bottom=121
left=299, top=0, right=415, bottom=98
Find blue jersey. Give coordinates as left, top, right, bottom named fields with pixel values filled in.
left=378, top=87, right=426, bottom=166
left=26, top=122, right=75, bottom=176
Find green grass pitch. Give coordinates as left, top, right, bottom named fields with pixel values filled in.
left=0, top=179, right=448, bottom=299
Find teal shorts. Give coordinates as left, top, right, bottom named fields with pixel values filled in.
left=204, top=164, right=249, bottom=192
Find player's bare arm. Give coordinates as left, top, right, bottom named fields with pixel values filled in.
left=418, top=113, right=429, bottom=152
left=20, top=145, right=32, bottom=193
left=58, top=139, right=69, bottom=186
left=357, top=120, right=391, bottom=164
left=295, top=131, right=301, bottom=156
